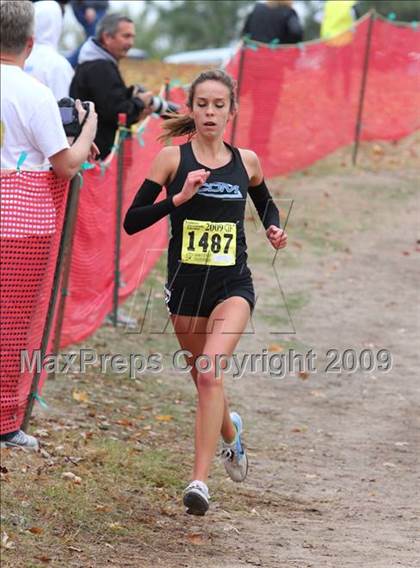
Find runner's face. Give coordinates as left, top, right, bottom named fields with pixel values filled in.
left=191, top=81, right=234, bottom=138
left=102, top=22, right=135, bottom=60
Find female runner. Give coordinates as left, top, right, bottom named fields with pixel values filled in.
left=124, top=70, right=287, bottom=515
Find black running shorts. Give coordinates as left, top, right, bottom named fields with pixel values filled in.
left=165, top=268, right=255, bottom=317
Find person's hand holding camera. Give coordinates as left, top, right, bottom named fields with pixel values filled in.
left=75, top=99, right=97, bottom=137
left=133, top=90, right=154, bottom=120
left=75, top=99, right=98, bottom=160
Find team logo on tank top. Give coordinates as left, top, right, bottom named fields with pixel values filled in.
left=197, top=181, right=243, bottom=199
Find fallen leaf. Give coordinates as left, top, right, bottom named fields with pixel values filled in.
left=28, top=527, right=44, bottom=535
left=292, top=426, right=308, bottom=433
left=61, top=471, right=82, bottom=484
left=298, top=371, right=310, bottom=380
left=1, top=532, right=15, bottom=549
left=268, top=344, right=284, bottom=353
left=402, top=251, right=410, bottom=256
left=115, top=419, right=133, bottom=427
left=95, top=505, right=112, bottom=513
left=187, top=532, right=207, bottom=545
left=108, top=522, right=124, bottom=531
left=34, top=429, right=49, bottom=438
left=223, top=524, right=241, bottom=533
left=34, top=556, right=51, bottom=563
left=154, top=415, right=173, bottom=422
left=72, top=390, right=89, bottom=403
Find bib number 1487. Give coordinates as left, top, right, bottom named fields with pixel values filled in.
left=181, top=220, right=237, bottom=266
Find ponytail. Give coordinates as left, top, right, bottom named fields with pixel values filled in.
left=158, top=114, right=196, bottom=143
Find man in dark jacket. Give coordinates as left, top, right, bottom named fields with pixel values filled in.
left=70, top=13, right=152, bottom=159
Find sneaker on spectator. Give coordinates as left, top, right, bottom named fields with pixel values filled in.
left=0, top=429, right=39, bottom=451
left=183, top=480, right=210, bottom=516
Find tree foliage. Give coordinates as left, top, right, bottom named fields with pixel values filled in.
left=132, top=0, right=419, bottom=57
left=134, top=0, right=254, bottom=56
left=358, top=0, right=420, bottom=22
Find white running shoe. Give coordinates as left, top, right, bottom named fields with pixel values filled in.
left=221, top=412, right=248, bottom=482
left=183, top=480, right=210, bottom=516
left=0, top=429, right=39, bottom=451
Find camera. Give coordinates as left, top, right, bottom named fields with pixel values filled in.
left=58, top=97, right=90, bottom=138
left=132, top=85, right=179, bottom=116
left=149, top=96, right=179, bottom=116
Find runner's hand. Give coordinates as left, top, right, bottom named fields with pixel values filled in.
left=266, top=225, right=287, bottom=249
left=173, top=169, right=210, bottom=206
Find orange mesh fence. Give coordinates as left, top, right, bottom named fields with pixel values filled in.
left=2, top=16, right=418, bottom=429
left=0, top=171, right=69, bottom=433
left=225, top=16, right=420, bottom=177
left=362, top=17, right=420, bottom=141
left=59, top=117, right=168, bottom=347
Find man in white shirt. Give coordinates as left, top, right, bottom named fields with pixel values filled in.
left=0, top=0, right=97, bottom=176
left=0, top=0, right=98, bottom=450
left=25, top=0, right=74, bottom=101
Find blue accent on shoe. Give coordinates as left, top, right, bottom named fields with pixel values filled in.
left=230, top=411, right=244, bottom=456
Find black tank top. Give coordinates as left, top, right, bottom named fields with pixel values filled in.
left=166, top=141, right=250, bottom=280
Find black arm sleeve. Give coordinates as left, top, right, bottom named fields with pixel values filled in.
left=248, top=180, right=281, bottom=230
left=124, top=179, right=175, bottom=235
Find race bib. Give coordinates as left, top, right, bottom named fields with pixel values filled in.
left=181, top=219, right=237, bottom=266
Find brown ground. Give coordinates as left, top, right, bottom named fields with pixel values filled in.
left=1, top=132, right=419, bottom=567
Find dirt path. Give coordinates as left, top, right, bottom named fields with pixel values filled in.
left=165, top=156, right=419, bottom=568
left=2, top=139, right=419, bottom=567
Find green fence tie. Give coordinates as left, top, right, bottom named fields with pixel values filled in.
left=32, top=391, right=48, bottom=409
left=80, top=161, right=95, bottom=171
left=136, top=127, right=145, bottom=147
left=411, top=21, right=418, bottom=29
left=269, top=39, right=280, bottom=49
left=387, top=12, right=396, bottom=21
left=245, top=42, right=258, bottom=51
left=16, top=151, right=28, bottom=171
